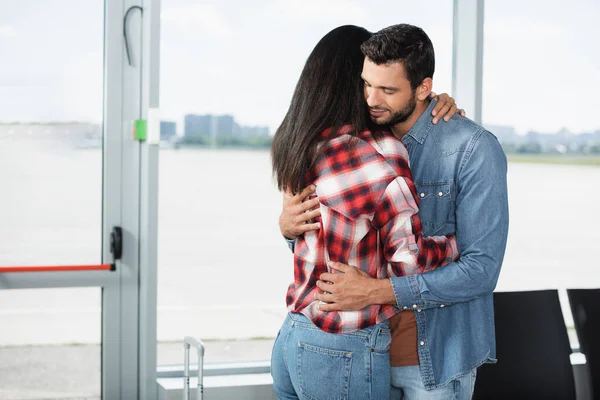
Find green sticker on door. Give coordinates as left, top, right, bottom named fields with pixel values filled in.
left=132, top=119, right=147, bottom=141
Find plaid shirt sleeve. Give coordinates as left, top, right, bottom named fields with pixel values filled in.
left=370, top=135, right=459, bottom=277
left=372, top=176, right=459, bottom=277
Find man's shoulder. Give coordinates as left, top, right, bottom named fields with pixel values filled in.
left=426, top=115, right=500, bottom=156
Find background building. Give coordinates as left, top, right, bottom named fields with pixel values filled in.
left=159, top=121, right=177, bottom=140
left=184, top=113, right=270, bottom=147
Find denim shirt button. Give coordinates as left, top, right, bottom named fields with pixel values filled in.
left=420, top=341, right=425, bottom=346
left=437, top=191, right=444, bottom=197
left=403, top=306, right=408, bottom=310
left=417, top=309, right=422, bottom=313
left=412, top=304, right=418, bottom=309
left=419, top=193, right=425, bottom=198
left=440, top=304, right=445, bottom=308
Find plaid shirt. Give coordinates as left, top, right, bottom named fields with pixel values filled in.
left=286, top=126, right=459, bottom=333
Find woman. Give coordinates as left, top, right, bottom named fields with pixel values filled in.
left=270, top=25, right=460, bottom=399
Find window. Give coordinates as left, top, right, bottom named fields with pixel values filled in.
left=483, top=0, right=600, bottom=291
left=0, top=0, right=103, bottom=266
left=157, top=0, right=454, bottom=365
left=0, top=1, right=105, bottom=398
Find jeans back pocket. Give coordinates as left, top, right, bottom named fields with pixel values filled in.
left=297, top=342, right=352, bottom=400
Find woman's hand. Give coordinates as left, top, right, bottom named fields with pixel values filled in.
left=429, top=92, right=466, bottom=124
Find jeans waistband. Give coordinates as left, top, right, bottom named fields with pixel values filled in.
left=285, top=312, right=389, bottom=339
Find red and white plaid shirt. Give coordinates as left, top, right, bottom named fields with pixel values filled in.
left=286, top=126, right=459, bottom=333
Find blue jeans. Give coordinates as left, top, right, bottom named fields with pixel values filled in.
left=271, top=312, right=392, bottom=400
left=391, top=365, right=477, bottom=400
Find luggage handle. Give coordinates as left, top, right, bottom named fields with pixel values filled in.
left=183, top=336, right=205, bottom=400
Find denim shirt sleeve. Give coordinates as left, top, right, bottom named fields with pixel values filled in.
left=285, top=236, right=296, bottom=253
left=391, top=130, right=509, bottom=310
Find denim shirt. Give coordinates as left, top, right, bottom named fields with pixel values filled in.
left=285, top=100, right=509, bottom=389
left=392, top=100, right=509, bottom=389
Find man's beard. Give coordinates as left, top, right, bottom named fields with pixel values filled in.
left=370, top=91, right=417, bottom=127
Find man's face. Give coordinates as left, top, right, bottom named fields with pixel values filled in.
left=361, top=57, right=417, bottom=126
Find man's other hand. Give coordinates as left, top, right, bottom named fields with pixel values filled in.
left=279, top=185, right=321, bottom=240
left=429, top=92, right=466, bottom=124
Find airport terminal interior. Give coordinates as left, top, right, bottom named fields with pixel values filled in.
left=0, top=0, right=599, bottom=399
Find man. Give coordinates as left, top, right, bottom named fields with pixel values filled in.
left=279, top=24, right=509, bottom=399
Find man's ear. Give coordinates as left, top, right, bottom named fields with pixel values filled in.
left=417, top=77, right=433, bottom=101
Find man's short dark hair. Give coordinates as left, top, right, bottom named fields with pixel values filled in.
left=360, top=24, right=435, bottom=90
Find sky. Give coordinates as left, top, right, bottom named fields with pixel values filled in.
left=0, top=0, right=598, bottom=135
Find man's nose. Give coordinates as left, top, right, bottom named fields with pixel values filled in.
left=365, top=87, right=379, bottom=108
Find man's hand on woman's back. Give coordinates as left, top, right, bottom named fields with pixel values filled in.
left=279, top=185, right=321, bottom=240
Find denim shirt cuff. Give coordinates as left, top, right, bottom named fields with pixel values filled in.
left=390, top=275, right=421, bottom=309
left=284, top=236, right=296, bottom=252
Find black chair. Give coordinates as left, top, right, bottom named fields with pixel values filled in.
left=568, top=289, right=600, bottom=399
left=473, top=290, right=576, bottom=399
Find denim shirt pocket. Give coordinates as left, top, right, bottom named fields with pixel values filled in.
left=415, top=181, right=453, bottom=235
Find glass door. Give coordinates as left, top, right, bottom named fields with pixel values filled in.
left=0, top=0, right=156, bottom=398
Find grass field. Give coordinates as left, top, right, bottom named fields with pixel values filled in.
left=507, top=154, right=600, bottom=166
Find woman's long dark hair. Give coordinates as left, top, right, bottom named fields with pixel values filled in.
left=271, top=25, right=372, bottom=194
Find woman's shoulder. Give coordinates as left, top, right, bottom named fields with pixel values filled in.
left=333, top=128, right=411, bottom=174
left=363, top=129, right=411, bottom=178
left=366, top=129, right=409, bottom=161
left=316, top=129, right=387, bottom=172
left=312, top=128, right=401, bottom=220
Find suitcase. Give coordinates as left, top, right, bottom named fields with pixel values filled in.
left=183, top=336, right=205, bottom=400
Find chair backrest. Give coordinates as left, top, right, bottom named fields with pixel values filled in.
left=568, top=288, right=600, bottom=399
left=473, top=290, right=576, bottom=399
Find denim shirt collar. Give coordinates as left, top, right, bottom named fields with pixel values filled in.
left=401, top=99, right=436, bottom=145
